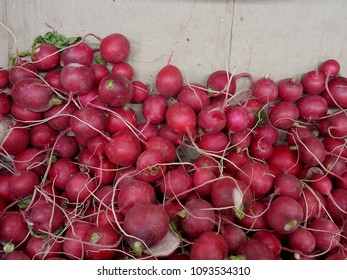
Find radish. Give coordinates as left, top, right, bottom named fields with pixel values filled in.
left=322, top=76, right=347, bottom=108
left=249, top=137, right=273, bottom=160
left=197, top=104, right=226, bottom=133
left=155, top=64, right=183, bottom=98
left=297, top=188, right=326, bottom=221
left=9, top=60, right=38, bottom=85
left=123, top=204, right=169, bottom=256
left=325, top=189, right=347, bottom=224
left=11, top=77, right=60, bottom=112
left=13, top=147, right=48, bottom=176
left=1, top=121, right=29, bottom=155
left=60, top=41, right=94, bottom=67
left=198, top=131, right=229, bottom=155
left=286, top=124, right=315, bottom=146
left=0, top=93, right=11, bottom=117
left=221, top=223, right=247, bottom=255
left=26, top=236, right=62, bottom=260
left=65, top=172, right=97, bottom=202
left=252, top=74, right=278, bottom=104
left=192, top=167, right=216, bottom=197
left=10, top=103, right=43, bottom=123
left=277, top=77, right=303, bottom=102
left=54, top=135, right=79, bottom=158
left=135, top=148, right=166, bottom=183
left=322, top=135, right=347, bottom=158
left=193, top=154, right=220, bottom=176
left=90, top=63, right=110, bottom=86
left=142, top=94, right=168, bottom=125
left=48, top=158, right=79, bottom=190
left=190, top=231, right=228, bottom=260
left=98, top=73, right=133, bottom=107
left=158, top=123, right=183, bottom=145
left=131, top=80, right=149, bottom=103
left=236, top=201, right=269, bottom=230
left=320, top=59, right=340, bottom=77
left=160, top=168, right=193, bottom=199
left=267, top=144, right=302, bottom=175
left=166, top=102, right=197, bottom=136
left=2, top=251, right=30, bottom=260
left=310, top=172, right=333, bottom=195
left=296, top=95, right=328, bottom=123
left=177, top=83, right=210, bottom=112
left=301, top=70, right=326, bottom=95
left=206, top=70, right=236, bottom=98
left=0, top=173, right=15, bottom=203
left=29, top=123, right=57, bottom=148
left=0, top=212, right=29, bottom=246
left=252, top=122, right=279, bottom=145
left=298, top=136, right=326, bottom=167
left=235, top=239, right=274, bottom=260
left=252, top=230, right=282, bottom=257
left=266, top=196, right=304, bottom=234
left=230, top=129, right=252, bottom=151
left=44, top=102, right=78, bottom=131
left=137, top=122, right=158, bottom=141
left=105, top=106, right=138, bottom=135
left=111, top=61, right=134, bottom=80
left=226, top=106, right=250, bottom=133
left=32, top=44, right=60, bottom=71
left=268, top=100, right=299, bottom=130
left=100, top=33, right=130, bottom=64
left=60, top=63, right=94, bottom=95
left=44, top=69, right=65, bottom=92
left=287, top=228, right=316, bottom=255
left=273, top=173, right=302, bottom=200
left=224, top=150, right=251, bottom=176
left=144, top=136, right=176, bottom=163
left=0, top=67, right=9, bottom=88
left=9, top=170, right=39, bottom=198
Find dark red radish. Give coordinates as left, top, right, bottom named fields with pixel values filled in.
left=221, top=223, right=247, bottom=255
left=192, top=167, right=216, bottom=197
left=117, top=180, right=156, bottom=215
left=32, top=44, right=60, bottom=71
left=166, top=102, right=197, bottom=136
left=0, top=212, right=29, bottom=246
left=326, top=112, right=347, bottom=138
left=98, top=73, right=133, bottom=107
left=273, top=173, right=302, bottom=200
left=0, top=173, right=15, bottom=203
left=226, top=106, right=250, bottom=133
left=65, top=172, right=97, bottom=202
left=9, top=60, right=38, bottom=85
left=288, top=228, right=316, bottom=255
left=224, top=150, right=250, bottom=176
left=11, top=77, right=60, bottom=112
left=198, top=131, right=229, bottom=155
left=0, top=67, right=9, bottom=88
left=252, top=231, right=282, bottom=257
left=49, top=158, right=79, bottom=190
left=252, top=122, right=279, bottom=145
left=323, top=154, right=347, bottom=177
left=87, top=134, right=108, bottom=156
left=268, top=100, right=299, bottom=130
left=70, top=107, right=107, bottom=138
left=193, top=154, right=220, bottom=176
left=2, top=251, right=31, bottom=260
left=105, top=106, right=138, bottom=135
left=158, top=123, right=183, bottom=145
left=131, top=80, right=149, bottom=103
left=252, top=74, right=278, bottom=104
left=179, top=198, right=216, bottom=239
left=297, top=188, right=326, bottom=221
left=13, top=147, right=47, bottom=176
left=325, top=189, right=347, bottom=224
left=164, top=201, right=183, bottom=224
left=10, top=103, right=43, bottom=123
left=83, top=224, right=121, bottom=260
left=90, top=63, right=110, bottom=86
left=336, top=172, right=347, bottom=190
left=211, top=177, right=252, bottom=218
left=29, top=123, right=57, bottom=148
left=100, top=33, right=130, bottom=64
left=123, top=204, right=169, bottom=255
left=44, top=102, right=78, bottom=131
left=278, top=77, right=303, bottom=102
left=27, top=201, right=65, bottom=234
left=44, top=69, right=65, bottom=92
left=297, top=95, right=328, bottom=123
left=60, top=41, right=94, bottom=67
left=26, top=236, right=62, bottom=260
left=236, top=201, right=269, bottom=230
left=286, top=124, right=315, bottom=146
left=190, top=231, right=228, bottom=260
left=1, top=121, right=29, bottom=155
left=9, top=170, right=39, bottom=198
left=54, top=135, right=79, bottom=158
left=301, top=70, right=326, bottom=95
left=320, top=59, right=340, bottom=77
left=322, top=76, right=347, bottom=108
left=135, top=148, right=166, bottom=183
left=111, top=61, right=134, bottom=80
left=105, top=131, right=142, bottom=166
left=60, top=63, right=94, bottom=95
left=266, top=196, right=303, bottom=234
left=197, top=104, right=226, bottom=133
left=310, top=172, right=333, bottom=195
left=142, top=94, right=168, bottom=125
left=308, top=217, right=341, bottom=252
left=322, top=136, right=347, bottom=158
left=155, top=64, right=183, bottom=98
left=242, top=98, right=264, bottom=127
left=94, top=185, right=117, bottom=208
left=177, top=83, right=210, bottom=112
left=206, top=70, right=236, bottom=97
left=235, top=239, right=274, bottom=260
left=63, top=221, right=95, bottom=259
left=298, top=136, right=326, bottom=167
left=249, top=137, right=273, bottom=160
left=0, top=92, right=11, bottom=116
left=267, top=144, right=302, bottom=175
left=237, top=161, right=274, bottom=198
left=230, top=129, right=252, bottom=151
left=144, top=136, right=176, bottom=163
left=160, top=168, right=193, bottom=199
left=137, top=122, right=158, bottom=141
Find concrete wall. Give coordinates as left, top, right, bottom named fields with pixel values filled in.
left=1, top=0, right=347, bottom=83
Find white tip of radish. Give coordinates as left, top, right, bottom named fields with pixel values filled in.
left=147, top=228, right=180, bottom=257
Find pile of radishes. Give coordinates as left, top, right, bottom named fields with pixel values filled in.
left=0, top=30, right=347, bottom=260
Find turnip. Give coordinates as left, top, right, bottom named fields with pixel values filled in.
left=252, top=74, right=278, bottom=104
left=123, top=204, right=169, bottom=256
left=100, top=33, right=130, bottom=64
left=111, top=61, right=134, bottom=80
left=190, top=231, right=228, bottom=260
left=155, top=64, right=183, bottom=98
left=98, top=73, right=133, bottom=107
left=60, top=41, right=94, bottom=67
left=32, top=43, right=60, bottom=71
left=60, top=63, right=94, bottom=95
left=277, top=77, right=303, bottom=102
left=266, top=196, right=304, bottom=234
left=11, top=77, right=60, bottom=112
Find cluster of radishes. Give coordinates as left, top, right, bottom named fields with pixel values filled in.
left=0, top=31, right=347, bottom=260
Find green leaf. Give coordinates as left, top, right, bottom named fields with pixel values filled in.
left=95, top=55, right=106, bottom=66
left=18, top=196, right=33, bottom=209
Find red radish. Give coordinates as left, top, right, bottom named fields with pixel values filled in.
left=266, top=196, right=303, bottom=234
left=65, top=172, right=97, bottom=202
left=267, top=144, right=302, bottom=175
left=190, top=231, right=228, bottom=260
left=11, top=77, right=60, bottom=112
left=1, top=121, right=29, bottom=155
left=278, top=77, right=303, bottom=102
left=221, top=223, right=247, bottom=255
left=197, top=104, right=226, bottom=133
left=249, top=137, right=273, bottom=160
left=26, top=236, right=62, bottom=260
left=252, top=74, right=278, bottom=104
left=298, top=136, right=326, bottom=167
left=44, top=102, right=78, bottom=131
left=2, top=251, right=30, bottom=260
left=77, top=86, right=106, bottom=107
left=123, top=204, right=169, bottom=255
left=166, top=102, right=197, bottom=136
left=0, top=92, right=11, bottom=116
left=226, top=106, right=250, bottom=133
left=237, top=161, right=274, bottom=198
left=0, top=67, right=9, bottom=88
left=62, top=221, right=94, bottom=260
left=90, top=63, right=110, bottom=86
left=9, top=170, right=39, bottom=198
left=273, top=173, right=302, bottom=200
left=193, top=167, right=216, bottom=197
left=60, top=63, right=94, bottom=95
left=32, top=44, right=60, bottom=71
left=9, top=60, right=38, bottom=85
left=322, top=136, right=347, bottom=158
left=324, top=154, right=347, bottom=177
left=29, top=123, right=57, bottom=148
left=131, top=80, right=149, bottom=103
left=230, top=129, right=252, bottom=151
left=83, top=224, right=121, bottom=260
left=308, top=217, right=341, bottom=252
left=160, top=168, right=193, bottom=199
left=235, top=239, right=274, bottom=260
left=155, top=64, right=183, bottom=98
left=252, top=231, right=282, bottom=257
left=297, top=95, right=328, bottom=123
left=177, top=83, right=210, bottom=112
left=111, top=61, right=134, bottom=80
left=158, top=123, right=183, bottom=145
left=287, top=228, right=316, bottom=255
left=70, top=107, right=106, bottom=138
left=268, top=100, right=299, bottom=130
left=0, top=174, right=17, bottom=203
left=243, top=98, right=264, bottom=127
left=0, top=212, right=29, bottom=246
left=60, top=41, right=94, bottom=67
left=54, top=135, right=79, bottom=158
left=236, top=201, right=269, bottom=230
left=211, top=177, right=252, bottom=218
left=137, top=122, right=158, bottom=141
left=198, top=131, right=229, bottom=155
left=206, top=70, right=236, bottom=97
left=44, top=69, right=65, bottom=92
left=100, top=33, right=130, bottom=64
left=252, top=122, right=279, bottom=145
left=310, top=172, right=333, bottom=195
left=87, top=134, right=108, bottom=156
left=286, top=124, right=315, bottom=146
left=105, top=106, right=138, bottom=135
left=326, top=112, right=347, bottom=138
left=142, top=94, right=168, bottom=125
left=224, top=150, right=251, bottom=175
left=105, top=130, right=142, bottom=166
left=94, top=185, right=117, bottom=208
left=301, top=70, right=326, bottom=95
left=297, top=188, right=326, bottom=221
left=144, top=136, right=176, bottom=163
left=117, top=180, right=156, bottom=215
left=320, top=59, right=340, bottom=78
left=98, top=73, right=133, bottom=107
left=13, top=147, right=47, bottom=176
left=48, top=158, right=79, bottom=190
left=10, top=103, right=43, bottom=123
left=193, top=154, right=220, bottom=176
left=135, top=149, right=166, bottom=183
left=323, top=76, right=347, bottom=108
left=325, top=189, right=347, bottom=224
